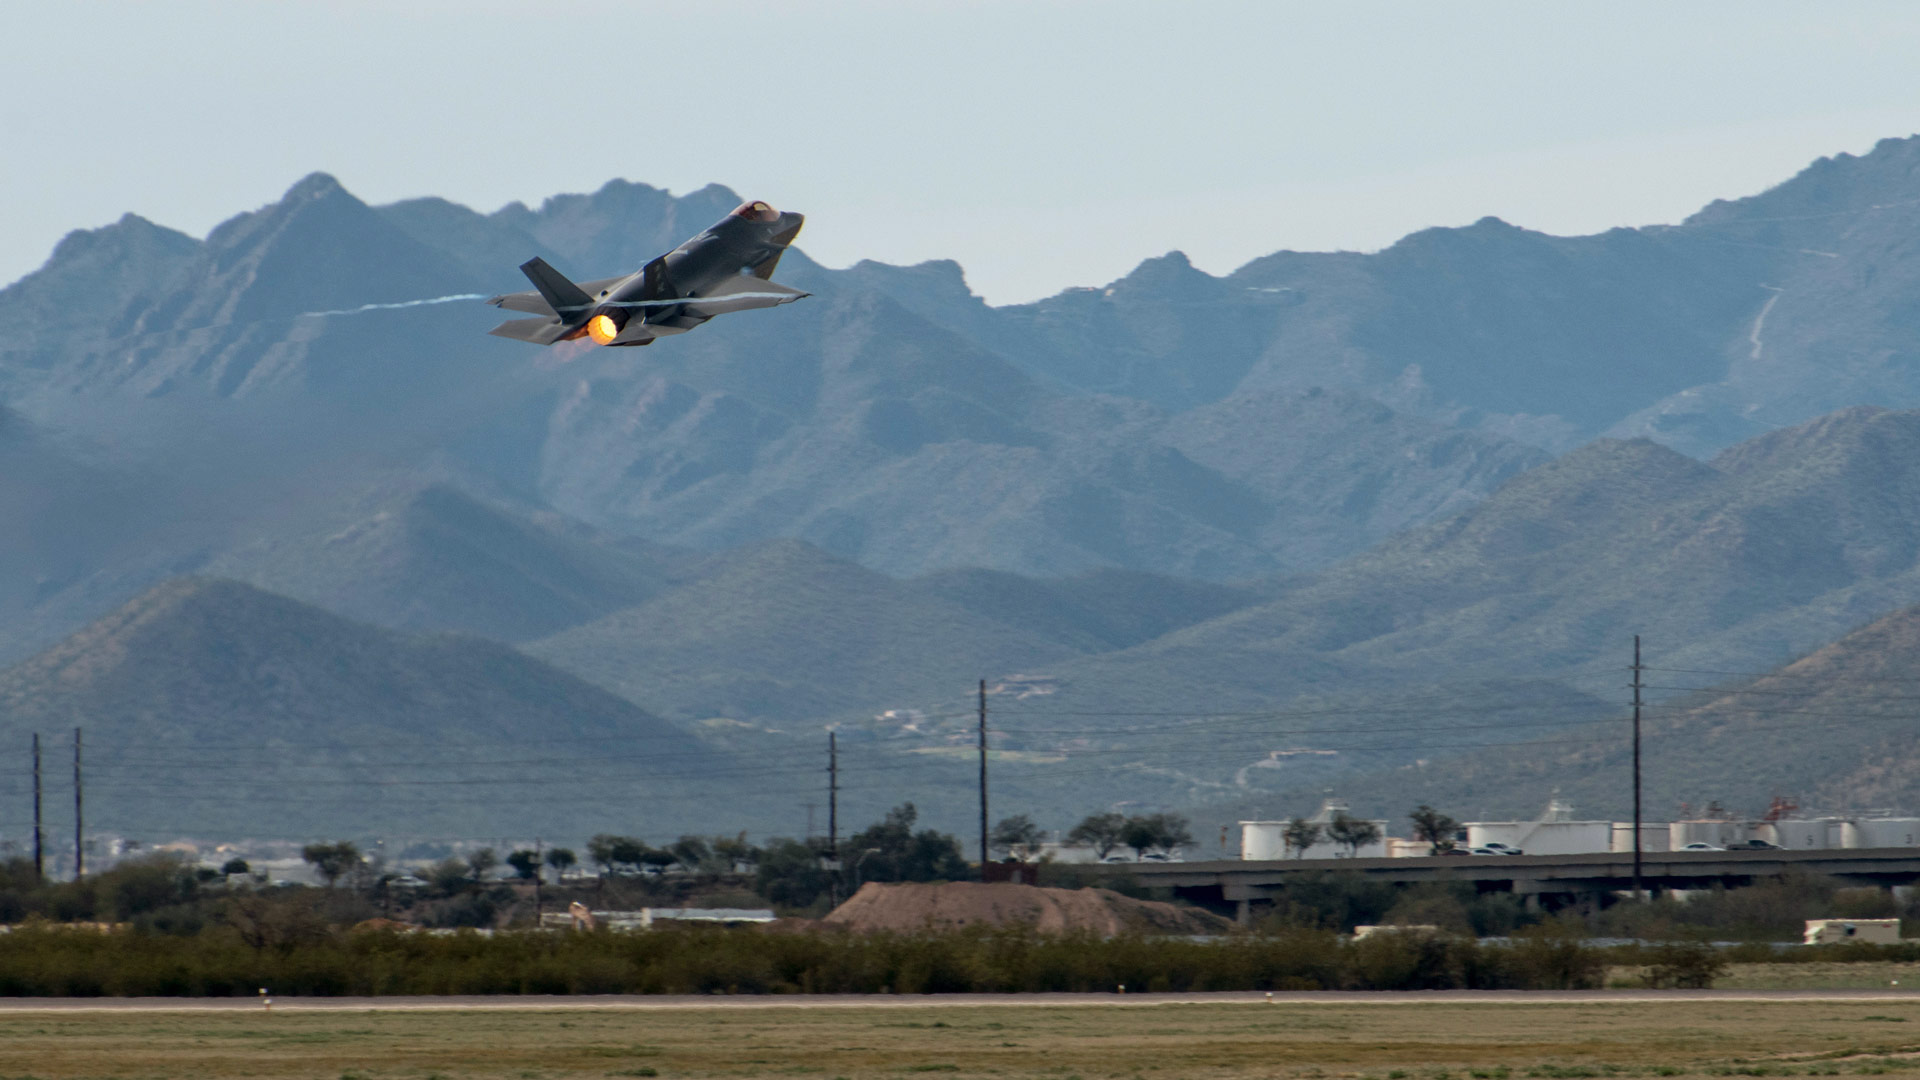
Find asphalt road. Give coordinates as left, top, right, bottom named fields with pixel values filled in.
left=5, top=990, right=1920, bottom=1011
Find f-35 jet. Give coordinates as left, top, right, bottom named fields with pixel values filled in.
left=486, top=200, right=807, bottom=346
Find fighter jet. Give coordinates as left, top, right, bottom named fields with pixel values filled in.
left=486, top=200, right=807, bottom=346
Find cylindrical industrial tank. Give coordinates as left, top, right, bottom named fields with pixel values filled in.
left=1670, top=820, right=1744, bottom=848
left=1612, top=823, right=1670, bottom=852
left=1240, top=822, right=1286, bottom=861
left=1766, top=819, right=1842, bottom=849
left=1846, top=819, right=1920, bottom=849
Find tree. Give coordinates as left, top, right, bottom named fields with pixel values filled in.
left=465, top=848, right=499, bottom=884
left=1145, top=813, right=1194, bottom=854
left=1409, top=805, right=1461, bottom=855
left=545, top=847, right=577, bottom=882
left=842, top=803, right=969, bottom=884
left=755, top=837, right=835, bottom=909
left=1283, top=818, right=1322, bottom=859
left=301, top=841, right=362, bottom=887
left=990, top=814, right=1044, bottom=861
left=506, top=849, right=543, bottom=881
left=608, top=836, right=648, bottom=875
left=669, top=835, right=712, bottom=872
left=1327, top=812, right=1382, bottom=858
left=426, top=856, right=469, bottom=897
left=220, top=857, right=251, bottom=878
left=1067, top=812, right=1127, bottom=859
left=586, top=835, right=621, bottom=881
left=1119, top=813, right=1193, bottom=859
left=711, top=832, right=754, bottom=871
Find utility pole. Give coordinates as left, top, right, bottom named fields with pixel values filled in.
left=1632, top=635, right=1644, bottom=902
left=827, top=731, right=840, bottom=908
left=31, top=733, right=44, bottom=882
left=72, top=727, right=83, bottom=879
left=978, top=678, right=989, bottom=876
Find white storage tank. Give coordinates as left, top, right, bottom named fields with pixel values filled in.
left=1240, top=798, right=1390, bottom=860
left=1844, top=818, right=1920, bottom=849
left=1764, top=818, right=1846, bottom=850
left=1670, top=820, right=1748, bottom=849
left=1467, top=819, right=1611, bottom=855
left=1612, top=823, right=1670, bottom=853
left=1240, top=821, right=1288, bottom=861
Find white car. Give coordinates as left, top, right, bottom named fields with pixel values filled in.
left=1679, top=842, right=1725, bottom=851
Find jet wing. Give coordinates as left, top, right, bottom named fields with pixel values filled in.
left=680, top=276, right=811, bottom=318
left=486, top=275, right=632, bottom=316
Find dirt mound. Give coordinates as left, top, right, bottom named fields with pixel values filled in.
left=350, top=917, right=417, bottom=933
left=822, top=882, right=1230, bottom=936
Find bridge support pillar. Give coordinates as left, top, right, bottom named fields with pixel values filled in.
left=1237, top=899, right=1251, bottom=926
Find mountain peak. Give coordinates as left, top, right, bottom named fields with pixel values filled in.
left=282, top=171, right=348, bottom=202
left=1684, top=133, right=1920, bottom=229
left=1110, top=250, right=1215, bottom=296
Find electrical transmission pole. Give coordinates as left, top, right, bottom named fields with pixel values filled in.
left=31, top=733, right=44, bottom=882
left=1632, top=635, right=1644, bottom=902
left=827, top=730, right=840, bottom=908
left=73, top=727, right=83, bottom=879
left=978, top=678, right=989, bottom=877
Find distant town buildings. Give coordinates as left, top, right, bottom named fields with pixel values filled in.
left=1238, top=798, right=1920, bottom=860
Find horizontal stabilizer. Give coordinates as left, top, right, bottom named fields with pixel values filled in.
left=487, top=317, right=570, bottom=345
left=487, top=290, right=555, bottom=316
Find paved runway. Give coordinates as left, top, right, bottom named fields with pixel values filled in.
left=4, top=989, right=1920, bottom=1011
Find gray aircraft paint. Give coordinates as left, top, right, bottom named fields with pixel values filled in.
left=485, top=200, right=808, bottom=347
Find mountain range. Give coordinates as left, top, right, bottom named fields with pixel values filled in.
left=7, top=136, right=1920, bottom=843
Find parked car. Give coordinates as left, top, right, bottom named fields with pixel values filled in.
left=1731, top=839, right=1782, bottom=850
left=1679, top=842, right=1725, bottom=851
left=1467, top=847, right=1506, bottom=856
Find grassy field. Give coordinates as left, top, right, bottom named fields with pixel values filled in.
left=1715, top=964, right=1920, bottom=990
left=11, top=999, right=1920, bottom=1080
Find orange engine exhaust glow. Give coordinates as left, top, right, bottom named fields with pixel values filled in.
left=587, top=313, right=621, bottom=345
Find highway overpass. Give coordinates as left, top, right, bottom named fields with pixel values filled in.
left=1097, top=848, right=1920, bottom=922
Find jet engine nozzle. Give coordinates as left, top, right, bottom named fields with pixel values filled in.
left=586, top=308, right=627, bottom=345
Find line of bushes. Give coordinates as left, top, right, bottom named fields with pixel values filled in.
left=0, top=923, right=1609, bottom=997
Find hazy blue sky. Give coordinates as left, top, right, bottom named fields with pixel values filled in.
left=7, top=2, right=1920, bottom=303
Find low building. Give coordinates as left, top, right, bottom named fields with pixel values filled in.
left=1352, top=924, right=1443, bottom=940
left=1805, top=918, right=1901, bottom=945
left=538, top=907, right=776, bottom=931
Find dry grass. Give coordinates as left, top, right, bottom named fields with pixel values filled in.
left=1716, top=964, right=1920, bottom=990
left=9, top=1000, right=1920, bottom=1080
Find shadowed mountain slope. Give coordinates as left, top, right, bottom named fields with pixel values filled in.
left=205, top=483, right=693, bottom=642
left=526, top=539, right=1090, bottom=727
left=1256, top=599, right=1920, bottom=824
left=0, top=578, right=741, bottom=841
left=955, top=407, right=1920, bottom=814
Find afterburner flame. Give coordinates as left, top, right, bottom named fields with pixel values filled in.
left=587, top=313, right=621, bottom=345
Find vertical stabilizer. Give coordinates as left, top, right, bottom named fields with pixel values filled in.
left=518, top=258, right=593, bottom=315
